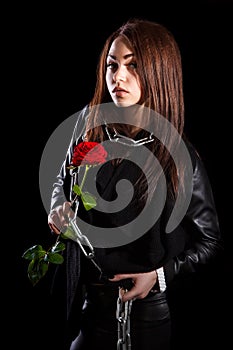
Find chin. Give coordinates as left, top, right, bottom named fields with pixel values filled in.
left=114, top=100, right=134, bottom=108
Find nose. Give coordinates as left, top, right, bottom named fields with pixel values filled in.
left=113, top=65, right=126, bottom=83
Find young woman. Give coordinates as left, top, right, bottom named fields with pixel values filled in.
left=48, top=18, right=223, bottom=350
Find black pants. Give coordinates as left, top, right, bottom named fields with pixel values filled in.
left=70, top=284, right=171, bottom=350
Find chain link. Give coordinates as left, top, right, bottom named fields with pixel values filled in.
left=116, top=289, right=133, bottom=350
left=69, top=213, right=102, bottom=274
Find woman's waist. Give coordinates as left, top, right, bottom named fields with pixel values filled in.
left=85, top=280, right=163, bottom=304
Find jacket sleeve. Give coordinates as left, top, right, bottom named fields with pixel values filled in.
left=49, top=107, right=90, bottom=328
left=50, top=106, right=89, bottom=210
left=163, top=147, right=224, bottom=284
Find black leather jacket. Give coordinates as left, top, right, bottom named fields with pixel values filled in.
left=50, top=106, right=223, bottom=322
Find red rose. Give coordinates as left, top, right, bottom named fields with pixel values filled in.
left=71, top=142, right=107, bottom=167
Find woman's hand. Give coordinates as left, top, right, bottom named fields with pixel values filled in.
left=48, top=201, right=73, bottom=235
left=109, top=270, right=158, bottom=302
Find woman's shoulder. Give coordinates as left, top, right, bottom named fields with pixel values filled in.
left=182, top=136, right=212, bottom=187
left=76, top=104, right=90, bottom=122
left=72, top=104, right=90, bottom=138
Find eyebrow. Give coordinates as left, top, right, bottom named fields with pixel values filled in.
left=107, top=53, right=134, bottom=60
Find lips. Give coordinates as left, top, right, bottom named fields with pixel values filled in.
left=112, top=87, right=128, bottom=93
left=112, top=87, right=128, bottom=97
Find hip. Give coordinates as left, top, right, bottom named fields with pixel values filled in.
left=83, top=283, right=170, bottom=325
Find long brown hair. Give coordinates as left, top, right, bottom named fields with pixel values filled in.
left=86, top=18, right=185, bottom=203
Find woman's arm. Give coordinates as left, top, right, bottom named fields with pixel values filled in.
left=163, top=147, right=224, bottom=283
left=114, top=149, right=224, bottom=301
left=48, top=106, right=89, bottom=232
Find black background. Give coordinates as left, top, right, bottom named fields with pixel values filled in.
left=10, top=1, right=229, bottom=349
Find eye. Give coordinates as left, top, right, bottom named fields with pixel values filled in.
left=128, top=62, right=137, bottom=69
left=106, top=62, right=118, bottom=70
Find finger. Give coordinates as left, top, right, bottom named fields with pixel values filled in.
left=63, top=201, right=71, bottom=216
left=63, top=201, right=74, bottom=220
left=48, top=222, right=60, bottom=235
left=121, top=287, right=139, bottom=302
left=109, top=274, right=134, bottom=281
left=49, top=211, right=62, bottom=230
left=49, top=208, right=68, bottom=232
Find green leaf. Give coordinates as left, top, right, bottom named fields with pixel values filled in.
left=62, top=225, right=78, bottom=241
left=51, top=241, right=66, bottom=253
left=22, top=245, right=46, bottom=260
left=47, top=252, right=64, bottom=264
left=81, top=191, right=97, bottom=210
left=73, top=184, right=82, bottom=196
left=28, top=259, right=49, bottom=286
left=23, top=240, right=66, bottom=285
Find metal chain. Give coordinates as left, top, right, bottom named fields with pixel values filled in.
left=116, top=290, right=133, bottom=350
left=70, top=195, right=134, bottom=349
left=68, top=172, right=103, bottom=273
left=69, top=201, right=103, bottom=274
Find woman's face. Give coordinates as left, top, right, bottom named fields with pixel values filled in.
left=106, top=37, right=141, bottom=107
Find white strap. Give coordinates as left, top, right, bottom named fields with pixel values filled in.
left=157, top=267, right=166, bottom=292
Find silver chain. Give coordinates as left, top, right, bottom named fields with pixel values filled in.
left=69, top=217, right=134, bottom=349
left=116, top=290, right=133, bottom=350
left=69, top=214, right=102, bottom=274
left=70, top=193, right=134, bottom=349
